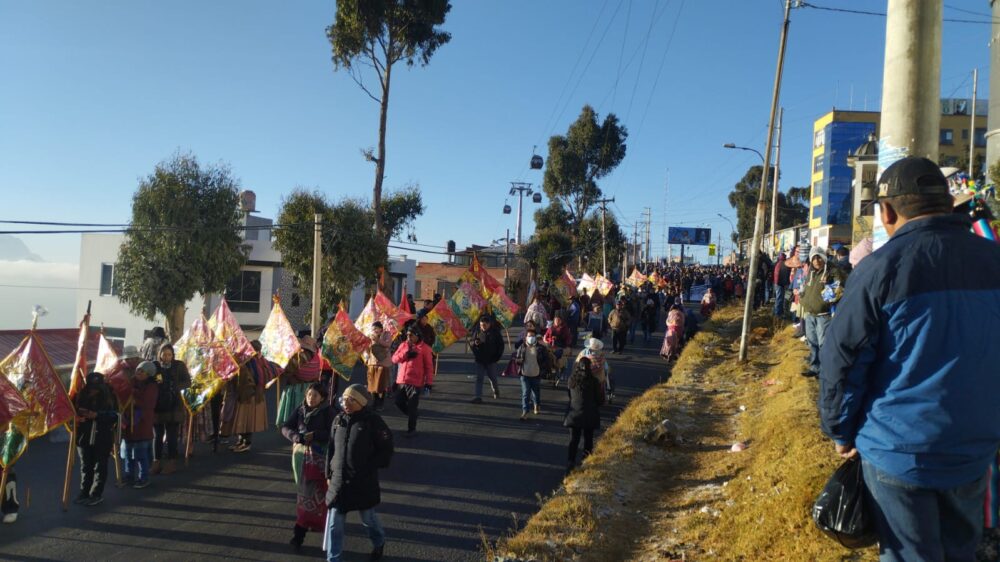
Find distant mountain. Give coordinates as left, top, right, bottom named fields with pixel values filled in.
left=0, top=235, right=42, bottom=261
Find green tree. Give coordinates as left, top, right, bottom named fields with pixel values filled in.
left=520, top=229, right=573, bottom=282
left=728, top=165, right=768, bottom=243
left=542, top=105, right=627, bottom=250
left=776, top=186, right=810, bottom=230
left=115, top=153, right=248, bottom=341
left=533, top=203, right=574, bottom=232
left=274, top=190, right=389, bottom=324
left=327, top=0, right=451, bottom=240
left=380, top=184, right=425, bottom=245
left=575, top=212, right=627, bottom=274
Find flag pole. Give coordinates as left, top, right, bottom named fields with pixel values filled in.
left=0, top=468, right=7, bottom=512
left=185, top=411, right=194, bottom=466
left=61, top=419, right=76, bottom=511
left=112, top=420, right=122, bottom=485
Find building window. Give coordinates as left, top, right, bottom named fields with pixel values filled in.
left=962, top=129, right=969, bottom=140
left=940, top=129, right=954, bottom=145
left=813, top=154, right=824, bottom=173
left=225, top=271, right=262, bottom=313
left=95, top=326, right=127, bottom=348
left=99, top=263, right=118, bottom=296
left=975, top=128, right=987, bottom=147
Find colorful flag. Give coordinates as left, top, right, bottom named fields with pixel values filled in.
left=626, top=268, right=648, bottom=288
left=427, top=299, right=468, bottom=354
left=448, top=281, right=488, bottom=329
left=0, top=333, right=75, bottom=441
left=648, top=270, right=666, bottom=289
left=95, top=334, right=132, bottom=409
left=0, top=373, right=30, bottom=467
left=551, top=269, right=578, bottom=306
left=259, top=296, right=301, bottom=369
left=208, top=297, right=256, bottom=366
left=68, top=311, right=91, bottom=399
left=399, top=285, right=412, bottom=315
left=487, top=290, right=519, bottom=329
left=321, top=308, right=371, bottom=380
left=525, top=280, right=537, bottom=308
left=577, top=273, right=597, bottom=295
left=174, top=315, right=239, bottom=414
left=355, top=291, right=415, bottom=338
left=469, top=254, right=504, bottom=296
left=593, top=274, right=614, bottom=296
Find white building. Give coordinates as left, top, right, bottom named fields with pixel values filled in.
left=77, top=196, right=415, bottom=347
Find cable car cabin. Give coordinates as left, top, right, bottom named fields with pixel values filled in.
left=503, top=204, right=512, bottom=214
left=530, top=155, right=544, bottom=169
left=532, top=193, right=542, bottom=203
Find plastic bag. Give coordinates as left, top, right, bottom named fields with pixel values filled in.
left=812, top=457, right=878, bottom=549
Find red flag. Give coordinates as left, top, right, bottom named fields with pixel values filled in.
left=0, top=332, right=75, bottom=439
left=399, top=285, right=412, bottom=315
left=321, top=307, right=372, bottom=380
left=95, top=334, right=132, bottom=409
left=0, top=375, right=29, bottom=428
left=208, top=297, right=256, bottom=365
left=68, top=311, right=91, bottom=399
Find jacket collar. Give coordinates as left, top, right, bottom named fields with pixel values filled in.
left=890, top=213, right=971, bottom=242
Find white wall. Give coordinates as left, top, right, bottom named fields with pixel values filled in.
left=347, top=256, right=417, bottom=321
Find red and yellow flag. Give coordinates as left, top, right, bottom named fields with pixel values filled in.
left=448, top=281, right=488, bottom=330
left=427, top=299, right=468, bottom=354
left=626, top=268, right=648, bottom=288
left=355, top=291, right=415, bottom=338
left=208, top=297, right=256, bottom=366
left=175, top=315, right=239, bottom=414
left=95, top=334, right=132, bottom=409
left=321, top=307, right=371, bottom=380
left=0, top=332, right=75, bottom=440
left=68, top=311, right=91, bottom=399
left=551, top=269, right=578, bottom=306
left=593, top=274, right=614, bottom=296
left=259, top=295, right=301, bottom=369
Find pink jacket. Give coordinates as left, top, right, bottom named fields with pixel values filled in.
left=392, top=341, right=435, bottom=387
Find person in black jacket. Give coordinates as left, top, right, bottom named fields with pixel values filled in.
left=564, top=357, right=604, bottom=476
left=74, top=372, right=119, bottom=506
left=325, top=384, right=393, bottom=562
left=469, top=314, right=505, bottom=403
left=281, top=382, right=335, bottom=551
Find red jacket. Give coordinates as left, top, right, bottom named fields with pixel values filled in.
left=392, top=341, right=435, bottom=387
left=124, top=379, right=158, bottom=442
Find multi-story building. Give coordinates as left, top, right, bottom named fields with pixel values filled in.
left=808, top=98, right=986, bottom=249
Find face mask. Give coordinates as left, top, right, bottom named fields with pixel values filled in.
left=526, top=336, right=537, bottom=346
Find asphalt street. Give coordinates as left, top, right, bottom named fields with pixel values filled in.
left=0, top=324, right=671, bottom=562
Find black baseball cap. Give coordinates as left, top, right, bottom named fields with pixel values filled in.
left=877, top=157, right=948, bottom=198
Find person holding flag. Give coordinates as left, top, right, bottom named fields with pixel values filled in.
left=363, top=322, right=394, bottom=411
left=73, top=372, right=120, bottom=506
left=152, top=343, right=191, bottom=476
left=469, top=314, right=504, bottom=403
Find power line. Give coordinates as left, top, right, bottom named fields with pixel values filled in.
left=799, top=2, right=998, bottom=24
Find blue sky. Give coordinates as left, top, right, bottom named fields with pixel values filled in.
left=0, top=0, right=993, bottom=270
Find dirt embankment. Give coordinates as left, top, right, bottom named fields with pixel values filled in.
left=492, top=306, right=877, bottom=561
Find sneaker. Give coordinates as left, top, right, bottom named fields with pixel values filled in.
left=2, top=513, right=16, bottom=524
left=86, top=496, right=104, bottom=506
left=470, top=397, right=483, bottom=404
left=492, top=389, right=500, bottom=399
left=370, top=542, right=385, bottom=561
left=73, top=493, right=90, bottom=505
left=533, top=405, right=540, bottom=415
left=232, top=443, right=251, bottom=453
left=133, top=480, right=151, bottom=489
left=519, top=412, right=528, bottom=421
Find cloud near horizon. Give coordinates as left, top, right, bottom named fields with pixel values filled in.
left=0, top=260, right=79, bottom=330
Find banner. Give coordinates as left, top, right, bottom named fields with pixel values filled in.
left=0, top=372, right=30, bottom=468
left=577, top=273, right=597, bottom=295
left=648, top=270, right=666, bottom=289
left=593, top=274, right=614, bottom=297
left=208, top=297, right=256, bottom=366
left=259, top=296, right=301, bottom=369
left=175, top=316, right=239, bottom=414
left=68, top=312, right=90, bottom=399
left=427, top=300, right=468, bottom=354
left=448, top=281, right=488, bottom=329
left=551, top=269, right=578, bottom=307
left=461, top=256, right=519, bottom=328
left=95, top=334, right=133, bottom=409
left=625, top=268, right=648, bottom=288
left=355, top=291, right=415, bottom=338
left=321, top=308, right=371, bottom=380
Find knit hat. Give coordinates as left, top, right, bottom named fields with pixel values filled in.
left=809, top=247, right=827, bottom=262
left=342, top=384, right=371, bottom=407
left=585, top=337, right=604, bottom=351
left=136, top=361, right=157, bottom=377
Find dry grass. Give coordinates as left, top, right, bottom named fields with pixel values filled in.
left=494, top=308, right=880, bottom=562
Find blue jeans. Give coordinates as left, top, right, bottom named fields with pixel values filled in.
left=325, top=507, right=385, bottom=562
left=862, top=460, right=986, bottom=562
left=627, top=320, right=637, bottom=343
left=773, top=286, right=786, bottom=318
left=121, top=440, right=152, bottom=483
left=520, top=376, right=540, bottom=413
left=803, top=313, right=830, bottom=374
left=474, top=362, right=500, bottom=399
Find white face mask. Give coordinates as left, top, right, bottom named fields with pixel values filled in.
left=526, top=335, right=537, bottom=346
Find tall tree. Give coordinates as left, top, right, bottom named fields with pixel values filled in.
left=327, top=0, right=451, bottom=240
left=776, top=186, right=810, bottom=230
left=542, top=105, right=627, bottom=246
left=380, top=184, right=425, bottom=245
left=575, top=212, right=627, bottom=273
left=520, top=229, right=574, bottom=282
left=273, top=190, right=389, bottom=324
left=728, top=165, right=767, bottom=243
left=116, top=153, right=248, bottom=341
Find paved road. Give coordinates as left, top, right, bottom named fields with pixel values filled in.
left=0, top=325, right=670, bottom=561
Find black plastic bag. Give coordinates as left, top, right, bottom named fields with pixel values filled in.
left=812, top=457, right=878, bottom=549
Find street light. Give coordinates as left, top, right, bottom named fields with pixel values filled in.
left=723, top=143, right=765, bottom=164
left=717, top=213, right=737, bottom=261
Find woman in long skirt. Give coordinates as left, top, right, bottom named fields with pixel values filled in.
left=281, top=382, right=335, bottom=550
left=228, top=341, right=273, bottom=452
left=275, top=336, right=322, bottom=426
left=660, top=303, right=686, bottom=362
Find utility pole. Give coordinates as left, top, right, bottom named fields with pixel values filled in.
left=643, top=207, right=652, bottom=263
left=970, top=68, right=978, bottom=178
left=738, top=0, right=793, bottom=363
left=717, top=232, right=722, bottom=266
left=632, top=222, right=639, bottom=270
left=509, top=182, right=533, bottom=245
left=504, top=228, right=510, bottom=290
left=310, top=213, right=322, bottom=338
left=595, top=197, right=615, bottom=278
left=873, top=0, right=941, bottom=252
left=769, top=107, right=784, bottom=257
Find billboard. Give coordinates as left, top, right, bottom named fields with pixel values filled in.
left=667, top=227, right=712, bottom=246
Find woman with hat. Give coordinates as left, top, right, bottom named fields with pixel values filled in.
left=324, top=384, right=394, bottom=562
left=392, top=327, right=434, bottom=436
left=275, top=335, right=323, bottom=427
left=74, top=372, right=120, bottom=506
left=564, top=357, right=604, bottom=475
left=152, top=343, right=190, bottom=476
left=281, top=382, right=335, bottom=551
left=660, top=303, right=686, bottom=362
left=363, top=322, right=394, bottom=411
left=575, top=337, right=612, bottom=403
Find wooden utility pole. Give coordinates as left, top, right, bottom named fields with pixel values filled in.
left=595, top=197, right=615, bottom=278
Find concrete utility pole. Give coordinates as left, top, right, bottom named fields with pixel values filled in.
left=643, top=207, right=652, bottom=263
left=504, top=228, right=510, bottom=289
left=770, top=107, right=784, bottom=255
left=988, top=0, right=1000, bottom=172
left=879, top=0, right=942, bottom=167
left=738, top=0, right=793, bottom=363
left=595, top=197, right=615, bottom=278
left=310, top=213, right=322, bottom=338
left=970, top=68, right=978, bottom=177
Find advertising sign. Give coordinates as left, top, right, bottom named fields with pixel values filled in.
left=667, top=227, right=712, bottom=246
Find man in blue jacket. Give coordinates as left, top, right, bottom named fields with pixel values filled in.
left=819, top=157, right=1000, bottom=561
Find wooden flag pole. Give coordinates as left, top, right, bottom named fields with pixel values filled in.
left=0, top=468, right=8, bottom=512
left=61, top=419, right=76, bottom=511
left=112, top=420, right=122, bottom=485
left=184, top=411, right=194, bottom=466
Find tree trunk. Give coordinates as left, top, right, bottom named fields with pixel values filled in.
left=164, top=304, right=186, bottom=343
left=374, top=61, right=391, bottom=242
